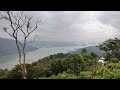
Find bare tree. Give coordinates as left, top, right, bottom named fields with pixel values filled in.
left=0, top=11, right=40, bottom=79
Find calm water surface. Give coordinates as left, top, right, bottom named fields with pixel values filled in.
left=0, top=46, right=82, bottom=69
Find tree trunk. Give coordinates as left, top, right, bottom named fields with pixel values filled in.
left=16, top=39, right=25, bottom=79
left=23, top=49, right=27, bottom=79
left=22, top=38, right=27, bottom=79
left=91, top=60, right=97, bottom=79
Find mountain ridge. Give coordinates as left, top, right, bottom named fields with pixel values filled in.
left=76, top=46, right=105, bottom=55
left=0, top=37, right=38, bottom=56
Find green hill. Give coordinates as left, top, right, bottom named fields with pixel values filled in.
left=76, top=46, right=105, bottom=55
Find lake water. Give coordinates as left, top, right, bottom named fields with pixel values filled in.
left=0, top=45, right=82, bottom=70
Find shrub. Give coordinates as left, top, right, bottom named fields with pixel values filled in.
left=39, top=72, right=78, bottom=79
left=96, top=64, right=120, bottom=79
left=79, top=71, right=92, bottom=79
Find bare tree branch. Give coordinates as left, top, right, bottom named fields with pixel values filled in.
left=6, top=11, right=16, bottom=31
left=25, top=36, right=36, bottom=44
left=26, top=20, right=41, bottom=38
left=0, top=11, right=41, bottom=79
left=3, top=28, right=14, bottom=38
left=26, top=16, right=33, bottom=34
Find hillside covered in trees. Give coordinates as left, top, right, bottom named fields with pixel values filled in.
left=0, top=38, right=120, bottom=79
left=76, top=46, right=105, bottom=55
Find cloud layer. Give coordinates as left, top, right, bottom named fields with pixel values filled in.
left=0, top=11, right=120, bottom=43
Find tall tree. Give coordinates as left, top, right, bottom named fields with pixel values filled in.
left=97, top=38, right=120, bottom=60
left=0, top=11, right=40, bottom=79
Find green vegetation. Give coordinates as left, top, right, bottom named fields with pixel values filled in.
left=97, top=38, right=120, bottom=60
left=1, top=38, right=120, bottom=79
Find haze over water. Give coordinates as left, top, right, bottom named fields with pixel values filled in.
left=0, top=45, right=82, bottom=69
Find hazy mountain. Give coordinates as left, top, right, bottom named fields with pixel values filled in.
left=0, top=38, right=38, bottom=56
left=76, top=46, right=105, bottom=55
left=29, top=41, right=79, bottom=48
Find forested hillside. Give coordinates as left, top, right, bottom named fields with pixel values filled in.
left=0, top=38, right=120, bottom=79
left=76, top=46, right=105, bottom=55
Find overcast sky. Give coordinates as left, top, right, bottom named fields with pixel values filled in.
left=0, top=11, right=120, bottom=43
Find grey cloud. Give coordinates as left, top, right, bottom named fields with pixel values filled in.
left=99, top=11, right=120, bottom=29
left=1, top=11, right=120, bottom=43
left=18, top=11, right=120, bottom=42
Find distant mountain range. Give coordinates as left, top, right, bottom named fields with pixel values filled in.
left=0, top=37, right=105, bottom=56
left=76, top=46, right=105, bottom=55
left=29, top=41, right=79, bottom=48
left=0, top=38, right=38, bottom=56
left=29, top=41, right=104, bottom=55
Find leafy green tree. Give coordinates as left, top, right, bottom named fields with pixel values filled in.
left=66, top=54, right=83, bottom=75
left=80, top=53, right=93, bottom=71
left=90, top=52, right=98, bottom=60
left=95, top=62, right=120, bottom=79
left=6, top=64, right=45, bottom=79
left=0, top=69, right=9, bottom=79
left=48, top=58, right=67, bottom=75
left=96, top=66, right=120, bottom=79
left=7, top=65, right=23, bottom=79
left=79, top=71, right=92, bottom=79
left=39, top=72, right=78, bottom=79
left=81, top=48, right=87, bottom=53
left=90, top=52, right=98, bottom=78
left=47, top=53, right=84, bottom=76
left=104, top=52, right=113, bottom=61
left=97, top=38, right=120, bottom=60
left=110, top=58, right=119, bottom=63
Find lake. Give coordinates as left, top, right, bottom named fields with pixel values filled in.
left=0, top=45, right=83, bottom=70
